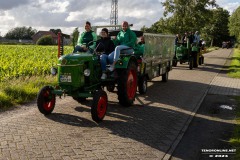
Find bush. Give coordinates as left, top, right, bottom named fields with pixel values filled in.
left=37, top=35, right=54, bottom=45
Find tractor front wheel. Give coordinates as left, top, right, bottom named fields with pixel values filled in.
left=91, top=90, right=108, bottom=123
left=37, top=86, right=56, bottom=115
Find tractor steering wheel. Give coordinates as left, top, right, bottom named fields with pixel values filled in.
left=87, top=41, right=96, bottom=53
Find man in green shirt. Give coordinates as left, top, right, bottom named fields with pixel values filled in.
left=108, top=21, right=137, bottom=71
left=73, top=21, right=97, bottom=53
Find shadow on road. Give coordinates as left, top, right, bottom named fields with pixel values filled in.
left=44, top=78, right=237, bottom=157
left=44, top=48, right=238, bottom=158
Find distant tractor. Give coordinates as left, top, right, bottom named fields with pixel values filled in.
left=173, top=40, right=204, bottom=69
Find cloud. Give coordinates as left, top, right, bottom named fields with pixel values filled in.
left=0, top=0, right=30, bottom=10
left=1, top=0, right=165, bottom=35
left=0, top=0, right=239, bottom=37
left=215, top=0, right=240, bottom=14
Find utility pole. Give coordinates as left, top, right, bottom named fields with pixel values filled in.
left=110, top=0, right=118, bottom=29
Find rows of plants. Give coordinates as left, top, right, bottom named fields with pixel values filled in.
left=0, top=45, right=73, bottom=81
left=0, top=45, right=73, bottom=109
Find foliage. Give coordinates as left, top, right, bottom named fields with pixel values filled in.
left=142, top=1, right=230, bottom=48
left=0, top=45, right=73, bottom=109
left=229, top=6, right=240, bottom=43
left=201, top=8, right=230, bottom=47
left=5, top=26, right=37, bottom=40
left=36, top=35, right=54, bottom=45
left=71, top=27, right=79, bottom=47
left=0, top=76, right=56, bottom=110
left=0, top=45, right=73, bottom=82
left=160, top=0, right=217, bottom=34
left=228, top=48, right=240, bottom=78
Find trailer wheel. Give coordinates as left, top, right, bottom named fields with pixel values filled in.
left=199, top=57, right=202, bottom=65
left=117, top=60, right=137, bottom=107
left=73, top=97, right=87, bottom=103
left=91, top=90, right=108, bottom=123
left=172, top=60, right=177, bottom=67
left=138, top=76, right=147, bottom=94
left=162, top=71, right=169, bottom=82
left=189, top=59, right=193, bottom=70
left=37, top=86, right=56, bottom=115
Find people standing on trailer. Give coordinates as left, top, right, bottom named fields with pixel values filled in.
left=182, top=32, right=188, bottom=46
left=188, top=31, right=194, bottom=45
left=73, top=21, right=97, bottom=53
left=193, top=31, right=200, bottom=46
left=175, top=34, right=180, bottom=45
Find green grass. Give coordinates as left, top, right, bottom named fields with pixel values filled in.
left=228, top=48, right=240, bottom=158
left=229, top=96, right=240, bottom=159
left=0, top=75, right=57, bottom=111
left=228, top=48, right=240, bottom=78
left=0, top=44, right=73, bottom=110
left=205, top=46, right=219, bottom=53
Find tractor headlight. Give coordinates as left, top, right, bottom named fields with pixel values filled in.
left=84, top=69, right=90, bottom=76
left=51, top=67, right=57, bottom=76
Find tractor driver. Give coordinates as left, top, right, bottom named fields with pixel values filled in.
left=73, top=21, right=97, bottom=53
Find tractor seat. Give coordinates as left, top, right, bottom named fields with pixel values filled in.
left=120, top=48, right=134, bottom=55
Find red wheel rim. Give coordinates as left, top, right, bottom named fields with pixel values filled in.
left=43, top=89, right=55, bottom=111
left=127, top=69, right=137, bottom=99
left=97, top=95, right=107, bottom=119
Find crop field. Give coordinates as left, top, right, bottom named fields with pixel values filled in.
left=0, top=45, right=73, bottom=81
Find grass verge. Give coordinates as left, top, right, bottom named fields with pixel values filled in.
left=229, top=96, right=240, bottom=158
left=205, top=47, right=219, bottom=53
left=228, top=48, right=240, bottom=78
left=229, top=48, right=240, bottom=158
left=0, top=75, right=57, bottom=111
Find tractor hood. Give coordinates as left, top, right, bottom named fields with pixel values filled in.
left=58, top=53, right=94, bottom=65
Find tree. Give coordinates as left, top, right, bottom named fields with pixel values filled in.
left=229, top=6, right=240, bottom=43
left=71, top=27, right=79, bottom=47
left=201, top=8, right=230, bottom=47
left=5, top=26, right=37, bottom=40
left=161, top=0, right=217, bottom=34
left=143, top=0, right=218, bottom=34
left=36, top=35, right=54, bottom=45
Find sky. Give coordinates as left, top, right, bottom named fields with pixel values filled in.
left=0, top=0, right=239, bottom=36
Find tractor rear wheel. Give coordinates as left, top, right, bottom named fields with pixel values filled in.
left=91, top=90, right=108, bottom=123
left=37, top=86, right=56, bottom=115
left=117, top=60, right=137, bottom=107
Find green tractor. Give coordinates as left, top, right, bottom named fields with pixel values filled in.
left=37, top=25, right=175, bottom=123
left=173, top=40, right=204, bottom=69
